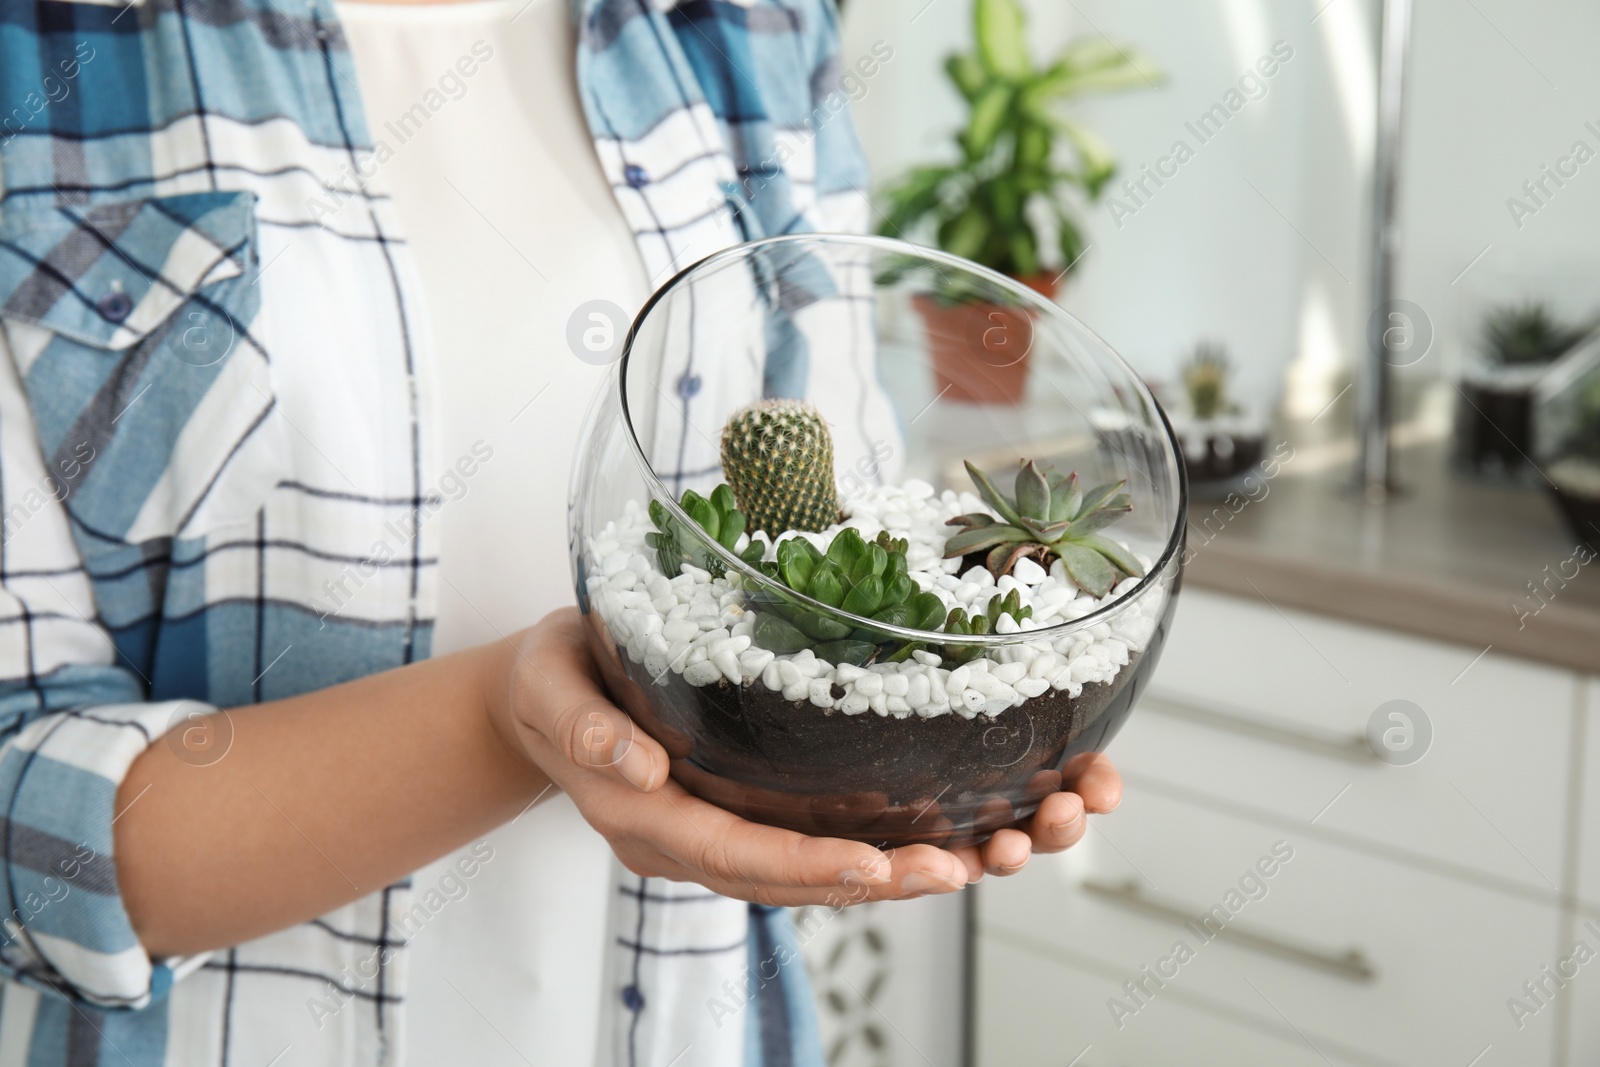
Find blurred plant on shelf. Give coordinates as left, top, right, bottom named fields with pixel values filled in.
left=1161, top=340, right=1265, bottom=487
left=1457, top=302, right=1598, bottom=481
left=1481, top=302, right=1592, bottom=367
left=876, top=0, right=1161, bottom=291
left=1547, top=376, right=1600, bottom=550
left=1181, top=341, right=1237, bottom=420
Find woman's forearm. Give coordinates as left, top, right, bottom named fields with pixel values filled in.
left=113, top=639, right=545, bottom=957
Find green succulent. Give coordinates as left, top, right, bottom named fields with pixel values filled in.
left=750, top=528, right=946, bottom=666
left=1482, top=303, right=1591, bottom=366
left=647, top=485, right=763, bottom=579
left=941, top=589, right=1032, bottom=664
left=1182, top=341, right=1231, bottom=419
left=943, top=459, right=1145, bottom=597
left=720, top=399, right=839, bottom=536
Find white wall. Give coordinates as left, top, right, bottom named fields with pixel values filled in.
left=842, top=0, right=1600, bottom=426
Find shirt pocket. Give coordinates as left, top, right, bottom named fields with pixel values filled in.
left=0, top=190, right=288, bottom=557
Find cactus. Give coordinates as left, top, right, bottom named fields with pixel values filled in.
left=943, top=459, right=1145, bottom=597
left=1182, top=341, right=1231, bottom=420
left=751, top=529, right=946, bottom=666
left=720, top=399, right=839, bottom=536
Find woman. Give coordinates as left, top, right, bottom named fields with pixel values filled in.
left=0, top=0, right=1120, bottom=1064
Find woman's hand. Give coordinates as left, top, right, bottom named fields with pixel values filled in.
left=956, top=752, right=1122, bottom=880
left=489, top=609, right=1117, bottom=903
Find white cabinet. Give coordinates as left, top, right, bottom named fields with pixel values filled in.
left=978, top=937, right=1364, bottom=1067
left=1577, top=678, right=1600, bottom=911
left=1129, top=590, right=1576, bottom=894
left=976, top=589, right=1592, bottom=1067
left=981, top=788, right=1562, bottom=1066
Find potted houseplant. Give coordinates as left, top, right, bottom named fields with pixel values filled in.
left=1170, top=341, right=1265, bottom=484
left=1547, top=375, right=1600, bottom=550
left=877, top=0, right=1159, bottom=405
left=1455, top=302, right=1593, bottom=477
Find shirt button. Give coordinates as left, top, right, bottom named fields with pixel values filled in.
left=624, top=164, right=650, bottom=189
left=621, top=984, right=644, bottom=1012
left=677, top=373, right=702, bottom=399
left=98, top=289, right=132, bottom=323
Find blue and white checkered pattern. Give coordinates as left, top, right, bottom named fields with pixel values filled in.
left=0, top=0, right=869, bottom=1064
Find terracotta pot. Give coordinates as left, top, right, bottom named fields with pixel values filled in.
left=913, top=272, right=1061, bottom=405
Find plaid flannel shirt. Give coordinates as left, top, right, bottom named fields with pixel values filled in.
left=0, top=1, right=872, bottom=1065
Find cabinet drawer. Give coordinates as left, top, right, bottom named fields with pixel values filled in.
left=1577, top=678, right=1600, bottom=911
left=977, top=936, right=1375, bottom=1067
left=1125, top=589, right=1576, bottom=893
left=1564, top=908, right=1600, bottom=1065
left=979, top=788, right=1563, bottom=1066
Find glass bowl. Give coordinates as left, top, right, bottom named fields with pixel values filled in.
left=569, top=234, right=1186, bottom=849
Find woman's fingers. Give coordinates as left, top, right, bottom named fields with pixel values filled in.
left=1065, top=752, right=1123, bottom=813
left=979, top=828, right=1033, bottom=874
left=546, top=694, right=668, bottom=793
left=1026, top=790, right=1088, bottom=853
left=606, top=781, right=897, bottom=891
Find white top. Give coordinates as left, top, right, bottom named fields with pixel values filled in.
left=339, top=2, right=652, bottom=1063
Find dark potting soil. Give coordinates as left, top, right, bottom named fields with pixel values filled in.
left=616, top=649, right=1148, bottom=848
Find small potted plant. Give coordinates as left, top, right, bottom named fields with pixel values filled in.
left=1456, top=303, right=1593, bottom=477
left=877, top=0, right=1159, bottom=404
left=1547, top=376, right=1600, bottom=550
left=1170, top=341, right=1265, bottom=484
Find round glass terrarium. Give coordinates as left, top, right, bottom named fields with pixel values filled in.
left=570, top=234, right=1187, bottom=849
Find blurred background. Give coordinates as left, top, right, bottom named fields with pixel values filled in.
left=796, top=1, right=1600, bottom=1064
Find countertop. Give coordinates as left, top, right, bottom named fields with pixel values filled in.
left=1182, top=432, right=1600, bottom=674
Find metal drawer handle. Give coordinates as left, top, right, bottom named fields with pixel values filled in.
left=1081, top=878, right=1378, bottom=983
left=1141, top=690, right=1375, bottom=764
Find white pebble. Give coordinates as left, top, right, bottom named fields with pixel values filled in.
left=1029, top=652, right=1062, bottom=679
left=883, top=673, right=909, bottom=697
left=741, top=648, right=776, bottom=679
left=854, top=673, right=884, bottom=697
left=684, top=660, right=722, bottom=686
left=1015, top=678, right=1049, bottom=698
left=782, top=683, right=808, bottom=702
left=838, top=692, right=871, bottom=715
left=711, top=635, right=751, bottom=657
left=1012, top=557, right=1047, bottom=585
left=808, top=679, right=835, bottom=708
left=992, top=661, right=1028, bottom=686
left=908, top=673, right=931, bottom=707
left=946, top=665, right=970, bottom=694
left=713, top=650, right=742, bottom=683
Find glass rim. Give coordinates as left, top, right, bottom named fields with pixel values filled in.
left=615, top=232, right=1190, bottom=648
